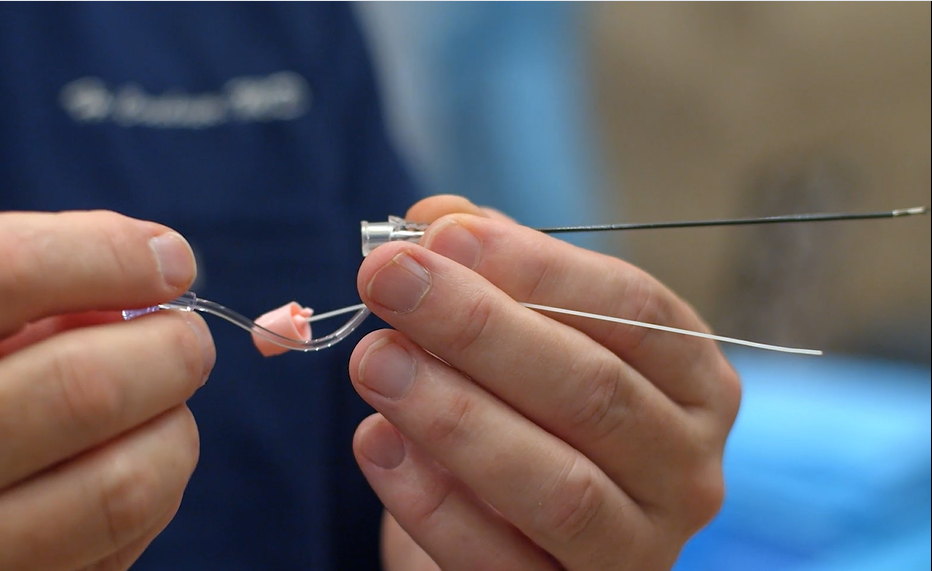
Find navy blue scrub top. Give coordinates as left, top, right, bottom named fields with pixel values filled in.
left=0, top=3, right=420, bottom=569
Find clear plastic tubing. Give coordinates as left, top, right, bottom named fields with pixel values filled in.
left=122, top=292, right=370, bottom=352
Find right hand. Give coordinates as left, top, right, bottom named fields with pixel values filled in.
left=0, top=210, right=215, bottom=571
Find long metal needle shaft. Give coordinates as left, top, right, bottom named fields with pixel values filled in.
left=534, top=206, right=928, bottom=234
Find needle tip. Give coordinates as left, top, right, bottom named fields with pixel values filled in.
left=895, top=206, right=929, bottom=216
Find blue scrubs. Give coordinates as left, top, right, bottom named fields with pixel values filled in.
left=0, top=3, right=419, bottom=569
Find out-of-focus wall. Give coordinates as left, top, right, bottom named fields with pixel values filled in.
left=356, top=2, right=609, bottom=252
left=589, top=2, right=931, bottom=362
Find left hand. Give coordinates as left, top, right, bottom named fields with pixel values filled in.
left=350, top=196, right=741, bottom=570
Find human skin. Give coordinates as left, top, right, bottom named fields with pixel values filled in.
left=0, top=211, right=215, bottom=571
left=351, top=195, right=741, bottom=570
left=0, top=199, right=738, bottom=570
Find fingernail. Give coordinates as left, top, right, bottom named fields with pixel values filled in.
left=150, top=233, right=196, bottom=288
left=367, top=253, right=431, bottom=313
left=425, top=219, right=481, bottom=269
left=359, top=338, right=416, bottom=399
left=360, top=421, right=406, bottom=470
left=182, top=313, right=216, bottom=385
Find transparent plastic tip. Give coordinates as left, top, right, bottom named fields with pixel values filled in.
left=360, top=215, right=429, bottom=256
left=121, top=291, right=197, bottom=320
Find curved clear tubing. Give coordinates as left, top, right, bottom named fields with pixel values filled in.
left=122, top=292, right=371, bottom=352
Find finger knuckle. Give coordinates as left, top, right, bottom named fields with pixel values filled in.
left=50, top=341, right=125, bottom=430
left=406, top=471, right=458, bottom=526
left=423, top=391, right=475, bottom=448
left=0, top=223, right=36, bottom=310
left=166, top=317, right=209, bottom=388
left=81, top=550, right=135, bottom=571
left=677, top=463, right=726, bottom=532
left=537, top=457, right=605, bottom=544
left=97, top=453, right=163, bottom=549
left=96, top=410, right=199, bottom=552
left=566, top=358, right=628, bottom=442
left=611, top=275, right=661, bottom=355
left=448, top=291, right=495, bottom=354
left=95, top=211, right=139, bottom=281
left=170, top=406, right=201, bottom=471
left=181, top=408, right=201, bottom=467
left=521, top=249, right=560, bottom=301
left=717, top=362, right=742, bottom=427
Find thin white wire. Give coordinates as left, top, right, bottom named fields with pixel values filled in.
left=307, top=303, right=368, bottom=323
left=305, top=300, right=822, bottom=355
left=522, top=302, right=822, bottom=355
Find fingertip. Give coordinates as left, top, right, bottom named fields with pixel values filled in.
left=404, top=195, right=487, bottom=223
left=354, top=413, right=406, bottom=471
left=364, top=251, right=432, bottom=315
left=356, top=241, right=396, bottom=295
left=348, top=330, right=403, bottom=390
left=479, top=206, right=516, bottom=223
left=149, top=232, right=197, bottom=291
left=356, top=243, right=425, bottom=307
left=420, top=217, right=483, bottom=270
left=178, top=312, right=215, bottom=385
left=167, top=404, right=202, bottom=472
left=353, top=412, right=386, bottom=449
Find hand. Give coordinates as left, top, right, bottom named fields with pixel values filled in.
left=0, top=211, right=215, bottom=571
left=350, top=196, right=741, bottom=570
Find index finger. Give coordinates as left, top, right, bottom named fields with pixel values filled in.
left=0, top=312, right=122, bottom=359
left=0, top=210, right=196, bottom=338
left=418, top=214, right=739, bottom=411
left=406, top=200, right=731, bottom=406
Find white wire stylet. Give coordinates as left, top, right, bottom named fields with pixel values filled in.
left=522, top=303, right=822, bottom=355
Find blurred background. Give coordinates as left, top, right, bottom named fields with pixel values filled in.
left=356, top=2, right=931, bottom=570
